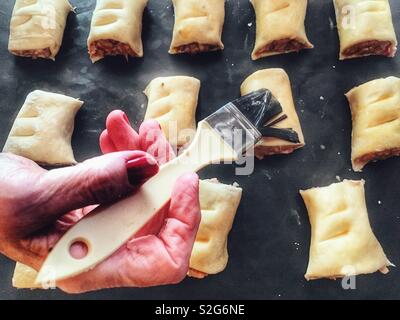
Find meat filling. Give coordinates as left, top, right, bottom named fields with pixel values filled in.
left=355, top=148, right=400, bottom=169
left=173, top=42, right=221, bottom=54
left=255, top=144, right=302, bottom=160
left=257, top=38, right=309, bottom=56
left=188, top=268, right=208, bottom=279
left=89, top=39, right=137, bottom=60
left=11, top=48, right=51, bottom=59
left=343, top=40, right=394, bottom=58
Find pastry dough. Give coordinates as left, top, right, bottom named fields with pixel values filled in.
left=169, top=0, right=225, bottom=54
left=334, top=0, right=397, bottom=60
left=240, top=69, right=305, bottom=159
left=3, top=90, right=83, bottom=165
left=250, top=0, right=313, bottom=60
left=88, top=0, right=148, bottom=62
left=188, top=179, right=242, bottom=278
left=8, top=0, right=73, bottom=60
left=12, top=263, right=41, bottom=289
left=346, top=77, right=400, bottom=171
left=144, top=76, right=200, bottom=147
left=301, top=180, right=391, bottom=280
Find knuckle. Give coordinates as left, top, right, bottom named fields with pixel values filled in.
left=170, top=270, right=188, bottom=284
left=167, top=263, right=189, bottom=284
left=80, top=166, right=129, bottom=204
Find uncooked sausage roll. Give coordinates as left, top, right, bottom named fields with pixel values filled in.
left=250, top=0, right=313, bottom=60
left=241, top=69, right=305, bottom=159
left=346, top=77, right=400, bottom=172
left=88, top=0, right=148, bottom=62
left=144, top=76, right=200, bottom=147
left=3, top=90, right=83, bottom=165
left=334, top=0, right=397, bottom=60
left=188, top=179, right=242, bottom=279
left=8, top=0, right=73, bottom=60
left=12, top=263, right=41, bottom=289
left=169, top=0, right=225, bottom=54
left=301, top=180, right=392, bottom=280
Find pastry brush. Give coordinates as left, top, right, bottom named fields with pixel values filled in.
left=36, top=89, right=288, bottom=284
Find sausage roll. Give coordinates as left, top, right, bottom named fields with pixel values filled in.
left=144, top=76, right=200, bottom=147
left=8, top=0, right=73, bottom=60
left=250, top=0, right=313, bottom=60
left=3, top=90, right=83, bottom=165
left=346, top=77, right=400, bottom=172
left=169, top=0, right=225, bottom=55
left=240, top=69, right=305, bottom=159
left=334, top=0, right=397, bottom=60
left=12, top=263, right=41, bottom=289
left=188, top=179, right=242, bottom=279
left=301, top=180, right=392, bottom=280
left=88, top=0, right=148, bottom=62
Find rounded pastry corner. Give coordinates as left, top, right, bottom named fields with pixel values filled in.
left=351, top=162, right=364, bottom=173
left=304, top=273, right=311, bottom=281
left=250, top=53, right=258, bottom=61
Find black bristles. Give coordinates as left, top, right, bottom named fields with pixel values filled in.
left=231, top=88, right=301, bottom=144
left=259, top=127, right=300, bottom=144
left=232, top=89, right=283, bottom=128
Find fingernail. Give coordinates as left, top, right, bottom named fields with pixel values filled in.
left=126, top=156, right=158, bottom=186
left=182, top=172, right=199, bottom=187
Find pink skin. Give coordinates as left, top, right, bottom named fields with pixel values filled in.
left=0, top=110, right=200, bottom=293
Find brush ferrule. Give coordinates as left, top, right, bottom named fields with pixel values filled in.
left=205, top=103, right=262, bottom=155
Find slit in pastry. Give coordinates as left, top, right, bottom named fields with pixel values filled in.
left=301, top=180, right=392, bottom=280
left=169, top=0, right=225, bottom=55
left=8, top=0, right=73, bottom=60
left=188, top=179, right=242, bottom=278
left=346, top=76, right=400, bottom=171
left=143, top=76, right=200, bottom=147
left=240, top=68, right=305, bottom=159
left=334, top=0, right=397, bottom=60
left=250, top=0, right=313, bottom=60
left=2, top=90, right=83, bottom=166
left=87, top=0, right=148, bottom=62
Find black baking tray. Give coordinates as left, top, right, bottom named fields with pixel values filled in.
left=1, top=0, right=400, bottom=300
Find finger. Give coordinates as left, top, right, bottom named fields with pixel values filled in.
left=28, top=151, right=159, bottom=232
left=139, top=120, right=176, bottom=165
left=106, top=110, right=140, bottom=151
left=99, top=130, right=117, bottom=154
left=158, top=172, right=201, bottom=266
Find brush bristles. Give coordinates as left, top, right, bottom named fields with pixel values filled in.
left=233, top=89, right=301, bottom=144
left=259, top=127, right=300, bottom=144
left=232, top=89, right=283, bottom=128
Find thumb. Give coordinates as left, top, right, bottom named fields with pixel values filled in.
left=34, top=151, right=158, bottom=226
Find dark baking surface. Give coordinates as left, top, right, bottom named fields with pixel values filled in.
left=1, top=0, right=400, bottom=300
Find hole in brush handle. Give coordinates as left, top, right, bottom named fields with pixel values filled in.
left=69, top=238, right=91, bottom=260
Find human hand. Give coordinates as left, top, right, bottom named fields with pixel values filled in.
left=0, top=110, right=200, bottom=293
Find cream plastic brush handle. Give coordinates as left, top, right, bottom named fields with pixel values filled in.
left=36, top=121, right=238, bottom=284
